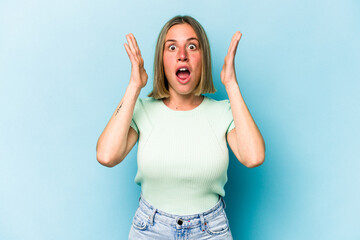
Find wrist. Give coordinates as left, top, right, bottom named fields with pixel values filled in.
left=128, top=81, right=143, bottom=91
left=126, top=83, right=142, bottom=97
left=224, top=81, right=239, bottom=91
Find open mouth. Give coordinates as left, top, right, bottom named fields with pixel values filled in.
left=176, top=67, right=191, bottom=82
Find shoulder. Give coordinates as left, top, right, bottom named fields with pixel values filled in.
left=203, top=96, right=234, bottom=132
left=205, top=96, right=230, bottom=105
left=133, top=97, right=162, bottom=118
left=135, top=97, right=161, bottom=110
left=203, top=96, right=231, bottom=113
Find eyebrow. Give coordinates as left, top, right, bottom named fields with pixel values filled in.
left=165, top=37, right=199, bottom=43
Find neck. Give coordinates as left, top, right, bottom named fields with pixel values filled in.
left=163, top=93, right=204, bottom=111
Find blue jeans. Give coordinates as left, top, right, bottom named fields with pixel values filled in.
left=128, top=193, right=233, bottom=239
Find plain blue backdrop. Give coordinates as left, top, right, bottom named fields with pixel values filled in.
left=1, top=0, right=359, bottom=239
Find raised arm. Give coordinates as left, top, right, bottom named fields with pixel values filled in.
left=96, top=33, right=148, bottom=167
left=221, top=31, right=265, bottom=168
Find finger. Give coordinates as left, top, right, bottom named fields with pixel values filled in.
left=126, top=33, right=137, bottom=54
left=232, top=32, right=241, bottom=56
left=130, top=33, right=141, bottom=55
left=128, top=33, right=141, bottom=56
left=227, top=31, right=242, bottom=58
left=125, top=41, right=144, bottom=68
left=227, top=31, right=240, bottom=55
left=124, top=43, right=135, bottom=63
left=127, top=34, right=143, bottom=65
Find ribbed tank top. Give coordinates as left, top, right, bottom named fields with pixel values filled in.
left=130, top=96, right=235, bottom=215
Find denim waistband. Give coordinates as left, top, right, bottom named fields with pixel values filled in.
left=137, top=193, right=226, bottom=230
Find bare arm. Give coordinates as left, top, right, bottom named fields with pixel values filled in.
left=96, top=33, right=148, bottom=167
left=221, top=32, right=265, bottom=168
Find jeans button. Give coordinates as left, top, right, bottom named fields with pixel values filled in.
left=177, top=219, right=183, bottom=225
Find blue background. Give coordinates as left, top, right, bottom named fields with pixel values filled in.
left=1, top=0, right=359, bottom=239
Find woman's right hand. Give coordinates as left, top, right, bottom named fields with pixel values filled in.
left=124, top=33, right=148, bottom=89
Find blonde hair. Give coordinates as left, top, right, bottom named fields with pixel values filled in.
left=148, top=15, right=216, bottom=99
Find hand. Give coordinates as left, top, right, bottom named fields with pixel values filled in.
left=221, top=31, right=242, bottom=87
left=124, top=33, right=148, bottom=89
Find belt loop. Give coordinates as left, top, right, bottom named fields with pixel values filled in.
left=221, top=196, right=226, bottom=209
left=199, top=213, right=206, bottom=232
left=148, top=208, right=157, bottom=226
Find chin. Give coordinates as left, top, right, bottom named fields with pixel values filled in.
left=172, top=85, right=197, bottom=96
left=167, top=77, right=200, bottom=96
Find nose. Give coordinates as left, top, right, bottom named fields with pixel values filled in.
left=177, top=47, right=188, bottom=62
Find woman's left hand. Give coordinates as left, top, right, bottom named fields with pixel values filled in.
left=221, top=31, right=242, bottom=87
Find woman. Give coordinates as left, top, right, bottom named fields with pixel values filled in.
left=96, top=15, right=265, bottom=239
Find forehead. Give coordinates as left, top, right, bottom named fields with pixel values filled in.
left=165, top=23, right=198, bottom=41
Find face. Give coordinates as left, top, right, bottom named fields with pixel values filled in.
left=163, top=23, right=202, bottom=97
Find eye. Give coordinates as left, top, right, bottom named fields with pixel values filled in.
left=169, top=45, right=176, bottom=51
left=188, top=44, right=197, bottom=50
